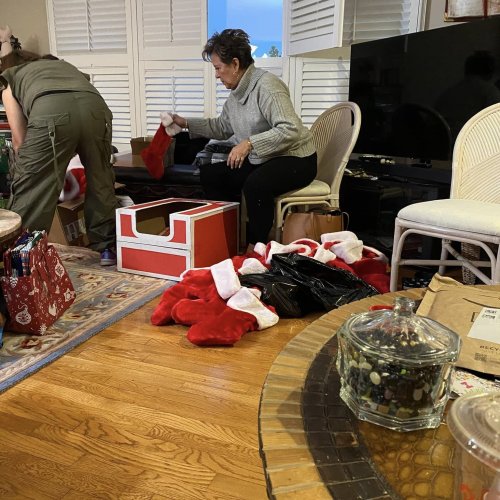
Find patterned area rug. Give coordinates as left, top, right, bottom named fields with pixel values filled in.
left=0, top=244, right=172, bottom=393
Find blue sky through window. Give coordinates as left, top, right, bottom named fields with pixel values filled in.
left=208, top=0, right=282, bottom=57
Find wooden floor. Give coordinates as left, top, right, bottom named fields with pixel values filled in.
left=0, top=295, right=321, bottom=499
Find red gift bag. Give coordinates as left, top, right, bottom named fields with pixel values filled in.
left=1, top=232, right=76, bottom=335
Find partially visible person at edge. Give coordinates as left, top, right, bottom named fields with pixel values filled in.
left=0, top=28, right=117, bottom=266
left=170, top=29, right=317, bottom=249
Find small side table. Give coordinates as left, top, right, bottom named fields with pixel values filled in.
left=0, top=209, right=22, bottom=267
left=0, top=209, right=21, bottom=338
left=0, top=209, right=21, bottom=246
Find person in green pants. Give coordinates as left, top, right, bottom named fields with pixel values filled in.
left=0, top=47, right=117, bottom=265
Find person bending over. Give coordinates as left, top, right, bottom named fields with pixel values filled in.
left=170, top=29, right=317, bottom=248
left=0, top=45, right=117, bottom=265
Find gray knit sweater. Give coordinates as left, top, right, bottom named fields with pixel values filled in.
left=187, top=64, right=316, bottom=164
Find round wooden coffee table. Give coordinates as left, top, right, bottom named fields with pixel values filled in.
left=0, top=209, right=21, bottom=248
left=259, top=288, right=458, bottom=500
left=0, top=209, right=21, bottom=328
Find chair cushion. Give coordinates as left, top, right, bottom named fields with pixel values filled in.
left=398, top=199, right=500, bottom=236
left=281, top=179, right=331, bottom=198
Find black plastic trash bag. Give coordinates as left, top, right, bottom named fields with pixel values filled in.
left=239, top=273, right=317, bottom=318
left=240, top=253, right=378, bottom=318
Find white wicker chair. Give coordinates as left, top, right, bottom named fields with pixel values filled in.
left=390, top=102, right=500, bottom=291
left=273, top=102, right=361, bottom=241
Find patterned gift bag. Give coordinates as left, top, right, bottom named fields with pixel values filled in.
left=1, top=232, right=76, bottom=335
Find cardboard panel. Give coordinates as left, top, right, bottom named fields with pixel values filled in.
left=48, top=196, right=88, bottom=247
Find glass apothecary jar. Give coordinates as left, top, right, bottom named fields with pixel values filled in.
left=336, top=296, right=461, bottom=432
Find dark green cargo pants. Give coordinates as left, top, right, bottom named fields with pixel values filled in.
left=7, top=91, right=116, bottom=251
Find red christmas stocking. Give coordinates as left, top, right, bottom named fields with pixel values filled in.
left=171, top=283, right=227, bottom=325
left=150, top=269, right=215, bottom=326
left=150, top=283, right=192, bottom=326
left=141, top=124, right=172, bottom=180
left=187, top=306, right=258, bottom=346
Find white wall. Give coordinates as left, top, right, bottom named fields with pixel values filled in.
left=426, top=0, right=454, bottom=29
left=1, top=0, right=50, bottom=54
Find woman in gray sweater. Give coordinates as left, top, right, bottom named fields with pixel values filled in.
left=171, top=29, right=317, bottom=247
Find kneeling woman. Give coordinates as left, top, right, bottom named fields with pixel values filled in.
left=171, top=29, right=317, bottom=247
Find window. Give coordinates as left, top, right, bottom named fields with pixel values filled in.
left=51, top=0, right=127, bottom=54
left=208, top=0, right=283, bottom=58
left=46, top=0, right=425, bottom=148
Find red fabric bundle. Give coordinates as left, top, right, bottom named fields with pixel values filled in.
left=140, top=124, right=173, bottom=180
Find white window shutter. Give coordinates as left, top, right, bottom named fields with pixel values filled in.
left=284, top=0, right=425, bottom=54
left=294, top=58, right=350, bottom=126
left=80, top=67, right=134, bottom=149
left=139, top=0, right=206, bottom=60
left=285, top=0, right=343, bottom=56
left=52, top=0, right=127, bottom=54
left=142, top=63, right=206, bottom=136
left=343, top=0, right=424, bottom=45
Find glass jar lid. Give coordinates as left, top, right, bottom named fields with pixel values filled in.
left=448, top=392, right=500, bottom=472
left=339, top=296, right=461, bottom=365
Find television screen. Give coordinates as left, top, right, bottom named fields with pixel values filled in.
left=348, top=16, right=500, bottom=167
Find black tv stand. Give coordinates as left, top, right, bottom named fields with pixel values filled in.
left=340, top=157, right=451, bottom=257
left=348, top=156, right=452, bottom=184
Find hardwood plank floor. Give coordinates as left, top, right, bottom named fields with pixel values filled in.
left=0, top=296, right=321, bottom=499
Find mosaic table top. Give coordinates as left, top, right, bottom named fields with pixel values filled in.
left=259, top=288, right=459, bottom=500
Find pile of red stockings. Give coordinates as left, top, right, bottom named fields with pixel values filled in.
left=151, top=231, right=390, bottom=346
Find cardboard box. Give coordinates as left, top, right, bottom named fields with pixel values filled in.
left=417, top=275, right=500, bottom=376
left=129, top=136, right=176, bottom=168
left=49, top=196, right=89, bottom=247
left=49, top=183, right=125, bottom=247
left=130, top=136, right=153, bottom=155
left=116, top=198, right=239, bottom=281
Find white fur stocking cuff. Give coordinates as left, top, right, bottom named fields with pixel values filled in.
left=211, top=259, right=241, bottom=300
left=160, top=111, right=183, bottom=137
left=227, top=287, right=279, bottom=330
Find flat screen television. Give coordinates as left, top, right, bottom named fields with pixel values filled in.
left=348, top=16, right=500, bottom=169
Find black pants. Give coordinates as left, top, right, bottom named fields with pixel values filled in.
left=200, top=153, right=317, bottom=244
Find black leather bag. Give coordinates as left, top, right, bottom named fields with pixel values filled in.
left=193, top=141, right=234, bottom=166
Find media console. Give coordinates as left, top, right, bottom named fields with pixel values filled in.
left=340, top=158, right=451, bottom=257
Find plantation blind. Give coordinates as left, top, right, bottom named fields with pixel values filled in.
left=142, top=63, right=206, bottom=136
left=51, top=0, right=127, bottom=54
left=286, top=0, right=342, bottom=56
left=295, top=58, right=350, bottom=126
left=285, top=0, right=425, bottom=54
left=79, top=67, right=134, bottom=148
left=138, top=0, right=205, bottom=60
left=343, top=0, right=423, bottom=45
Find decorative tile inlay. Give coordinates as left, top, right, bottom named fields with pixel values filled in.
left=259, top=289, right=457, bottom=499
left=302, top=335, right=397, bottom=499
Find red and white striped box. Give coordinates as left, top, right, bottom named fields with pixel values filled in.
left=116, top=198, right=239, bottom=280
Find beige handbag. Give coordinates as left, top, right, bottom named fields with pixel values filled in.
left=282, top=209, right=348, bottom=244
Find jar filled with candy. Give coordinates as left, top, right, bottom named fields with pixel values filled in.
left=337, top=296, right=461, bottom=431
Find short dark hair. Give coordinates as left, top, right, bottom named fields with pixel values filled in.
left=0, top=50, right=41, bottom=72
left=202, top=29, right=254, bottom=68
